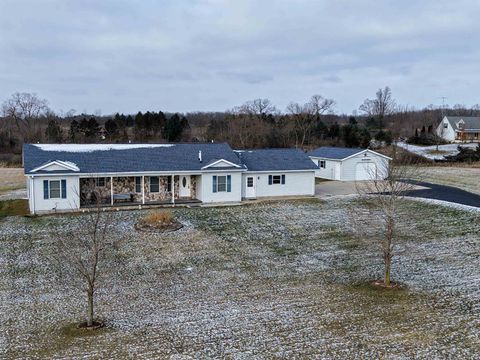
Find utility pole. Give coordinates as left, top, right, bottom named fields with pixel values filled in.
left=437, top=97, right=448, bottom=150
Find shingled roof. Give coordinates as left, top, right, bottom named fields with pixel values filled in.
left=445, top=116, right=480, bottom=130
left=23, top=143, right=244, bottom=174
left=235, top=149, right=318, bottom=171
left=307, top=147, right=365, bottom=160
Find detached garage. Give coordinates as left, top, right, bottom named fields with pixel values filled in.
left=307, top=147, right=391, bottom=181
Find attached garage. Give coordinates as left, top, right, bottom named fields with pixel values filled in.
left=307, top=147, right=391, bottom=181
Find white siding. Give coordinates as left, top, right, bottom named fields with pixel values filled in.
left=201, top=172, right=242, bottom=203
left=310, top=157, right=341, bottom=180
left=340, top=151, right=389, bottom=181
left=29, top=175, right=80, bottom=214
left=195, top=175, right=202, bottom=201
left=436, top=116, right=455, bottom=141
left=242, top=171, right=315, bottom=198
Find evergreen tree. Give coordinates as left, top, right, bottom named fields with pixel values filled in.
left=69, top=119, right=80, bottom=142
left=45, top=119, right=63, bottom=143
left=104, top=118, right=118, bottom=139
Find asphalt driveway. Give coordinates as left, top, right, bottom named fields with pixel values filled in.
left=315, top=180, right=480, bottom=208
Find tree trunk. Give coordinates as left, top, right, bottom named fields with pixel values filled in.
left=87, top=288, right=94, bottom=327
left=383, top=215, right=394, bottom=287
left=384, top=252, right=391, bottom=287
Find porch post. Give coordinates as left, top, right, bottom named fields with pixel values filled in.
left=110, top=176, right=114, bottom=205
left=142, top=175, right=145, bottom=205
left=171, top=175, right=175, bottom=204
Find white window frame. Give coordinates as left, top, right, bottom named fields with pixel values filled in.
left=319, top=160, right=326, bottom=169
left=247, top=177, right=254, bottom=187
left=95, top=177, right=105, bottom=187
left=272, top=175, right=281, bottom=184
left=135, top=177, right=142, bottom=193
left=150, top=176, right=160, bottom=193
left=217, top=175, right=227, bottom=192
left=49, top=180, right=61, bottom=199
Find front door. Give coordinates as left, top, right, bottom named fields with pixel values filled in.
left=245, top=176, right=256, bottom=198
left=179, top=175, right=191, bottom=197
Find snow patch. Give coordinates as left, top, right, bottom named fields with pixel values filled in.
left=397, top=142, right=478, bottom=160
left=35, top=144, right=175, bottom=153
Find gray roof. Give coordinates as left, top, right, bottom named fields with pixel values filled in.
left=235, top=149, right=318, bottom=171
left=445, top=116, right=480, bottom=130
left=307, top=147, right=365, bottom=160
left=23, top=143, right=244, bottom=174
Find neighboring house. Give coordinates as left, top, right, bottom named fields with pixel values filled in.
left=436, top=116, right=480, bottom=142
left=235, top=149, right=318, bottom=199
left=307, top=147, right=391, bottom=181
left=23, top=143, right=318, bottom=214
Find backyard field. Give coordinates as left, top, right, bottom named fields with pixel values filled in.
left=0, top=168, right=26, bottom=201
left=1, top=199, right=479, bottom=359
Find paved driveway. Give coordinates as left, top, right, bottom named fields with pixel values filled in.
left=315, top=180, right=480, bottom=208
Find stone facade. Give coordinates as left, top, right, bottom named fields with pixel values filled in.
left=80, top=175, right=198, bottom=206
left=80, top=177, right=112, bottom=205
left=144, top=176, right=174, bottom=202
left=113, top=177, right=140, bottom=202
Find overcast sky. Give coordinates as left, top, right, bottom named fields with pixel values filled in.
left=1, top=0, right=479, bottom=115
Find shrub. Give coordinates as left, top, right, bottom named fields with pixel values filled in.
left=143, top=210, right=174, bottom=225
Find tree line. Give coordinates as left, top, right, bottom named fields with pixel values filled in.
left=2, top=88, right=480, bottom=162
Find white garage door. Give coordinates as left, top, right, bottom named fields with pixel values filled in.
left=355, top=162, right=377, bottom=180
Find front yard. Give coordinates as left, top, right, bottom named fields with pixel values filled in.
left=1, top=199, right=479, bottom=359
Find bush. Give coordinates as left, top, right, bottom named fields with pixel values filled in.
left=445, top=145, right=480, bottom=163
left=406, top=133, right=448, bottom=146
left=143, top=210, right=174, bottom=225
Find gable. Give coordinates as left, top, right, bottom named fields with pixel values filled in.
left=201, top=158, right=242, bottom=170
left=31, top=160, right=80, bottom=173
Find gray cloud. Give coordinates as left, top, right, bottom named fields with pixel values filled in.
left=1, top=0, right=480, bottom=114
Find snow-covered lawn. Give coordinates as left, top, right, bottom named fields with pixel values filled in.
left=397, top=142, right=478, bottom=160
left=1, top=199, right=479, bottom=359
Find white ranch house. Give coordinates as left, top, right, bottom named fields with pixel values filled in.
left=23, top=143, right=318, bottom=214
left=436, top=116, right=480, bottom=142
left=307, top=147, right=391, bottom=181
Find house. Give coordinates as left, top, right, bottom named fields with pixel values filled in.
left=307, top=147, right=391, bottom=181
left=23, top=143, right=318, bottom=214
left=436, top=116, right=480, bottom=142
left=235, top=149, right=318, bottom=199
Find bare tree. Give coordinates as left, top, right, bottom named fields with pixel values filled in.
left=352, top=149, right=422, bottom=287
left=287, top=94, right=335, bottom=148
left=54, top=185, right=121, bottom=328
left=1, top=92, right=50, bottom=142
left=359, top=86, right=396, bottom=126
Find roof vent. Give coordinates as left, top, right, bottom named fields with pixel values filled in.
left=198, top=150, right=202, bottom=163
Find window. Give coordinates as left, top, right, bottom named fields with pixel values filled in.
left=167, top=176, right=172, bottom=192
left=217, top=176, right=227, bottom=192
left=95, top=177, right=105, bottom=187
left=135, top=177, right=142, bottom=193
left=268, top=174, right=286, bottom=185
left=49, top=180, right=61, bottom=198
left=247, top=177, right=254, bottom=187
left=212, top=175, right=231, bottom=192
left=443, top=123, right=448, bottom=128
left=319, top=160, right=326, bottom=168
left=150, top=177, right=159, bottom=193
left=43, top=179, right=67, bottom=199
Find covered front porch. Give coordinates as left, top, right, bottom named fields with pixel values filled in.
left=79, top=174, right=201, bottom=208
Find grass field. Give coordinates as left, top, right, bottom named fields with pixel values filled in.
left=0, top=199, right=29, bottom=218
left=0, top=168, right=24, bottom=192
left=1, top=199, right=479, bottom=359
left=417, top=166, right=480, bottom=195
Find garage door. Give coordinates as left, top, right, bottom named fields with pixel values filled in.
left=355, top=162, right=376, bottom=180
